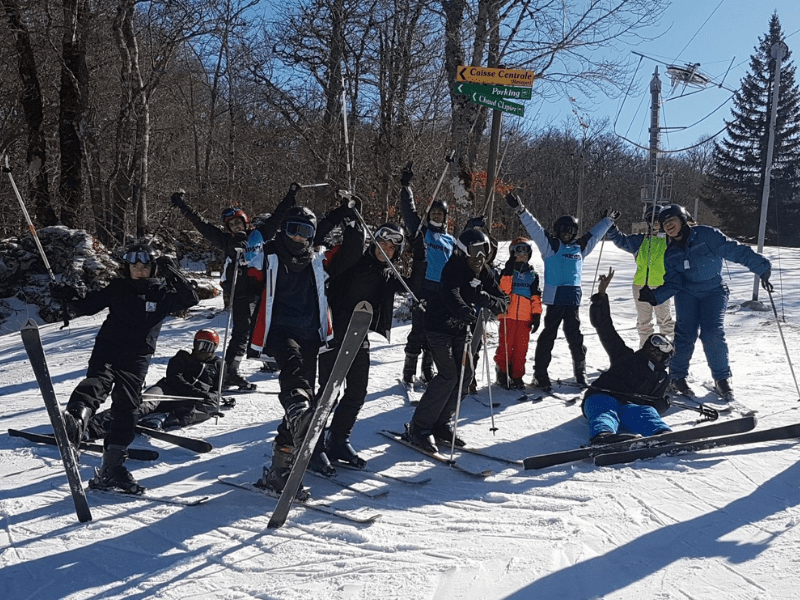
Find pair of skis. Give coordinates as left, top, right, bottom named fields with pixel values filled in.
left=522, top=416, right=800, bottom=469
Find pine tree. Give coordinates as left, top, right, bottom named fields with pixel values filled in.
left=703, top=13, right=800, bottom=246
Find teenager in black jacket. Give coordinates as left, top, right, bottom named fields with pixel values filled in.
left=53, top=243, right=198, bottom=493
left=171, top=186, right=297, bottom=388
left=404, top=229, right=508, bottom=453
left=317, top=202, right=426, bottom=470
left=582, top=268, right=672, bottom=444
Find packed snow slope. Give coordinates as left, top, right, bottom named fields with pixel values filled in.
left=1, top=242, right=799, bottom=600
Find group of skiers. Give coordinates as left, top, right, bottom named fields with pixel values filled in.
left=44, top=162, right=774, bottom=497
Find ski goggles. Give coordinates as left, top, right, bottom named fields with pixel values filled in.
left=374, top=227, right=404, bottom=247
left=512, top=242, right=532, bottom=255
left=123, top=251, right=154, bottom=265
left=464, top=241, right=490, bottom=259
left=193, top=340, right=217, bottom=354
left=648, top=334, right=674, bottom=356
left=284, top=220, right=315, bottom=240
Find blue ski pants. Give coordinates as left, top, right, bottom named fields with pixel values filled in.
left=583, top=394, right=670, bottom=439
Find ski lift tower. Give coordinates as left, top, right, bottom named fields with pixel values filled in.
left=639, top=67, right=673, bottom=223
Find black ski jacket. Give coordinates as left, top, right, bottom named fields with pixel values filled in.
left=583, top=293, right=670, bottom=415
left=66, top=276, right=198, bottom=356
left=425, top=255, right=508, bottom=337
left=178, top=190, right=296, bottom=294
left=324, top=215, right=426, bottom=343
left=156, top=349, right=223, bottom=402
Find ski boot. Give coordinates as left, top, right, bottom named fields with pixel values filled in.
left=669, top=377, right=695, bottom=397
left=420, top=352, right=435, bottom=384
left=88, top=445, right=144, bottom=494
left=495, top=368, right=510, bottom=390
left=532, top=373, right=552, bottom=392
left=254, top=444, right=310, bottom=501
left=223, top=358, right=257, bottom=390
left=308, top=436, right=336, bottom=476
left=403, top=421, right=437, bottom=454
left=714, top=378, right=735, bottom=402
left=402, top=352, right=418, bottom=386
left=63, top=405, right=93, bottom=449
left=433, top=421, right=466, bottom=448
left=589, top=431, right=642, bottom=445
left=284, top=389, right=314, bottom=446
left=326, top=430, right=367, bottom=469
left=574, top=361, right=588, bottom=388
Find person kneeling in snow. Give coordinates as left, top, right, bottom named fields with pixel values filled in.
left=85, top=329, right=226, bottom=439
left=581, top=268, right=672, bottom=445
left=52, top=243, right=199, bottom=494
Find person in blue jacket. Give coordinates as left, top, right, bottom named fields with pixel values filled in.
left=639, top=204, right=772, bottom=401
left=505, top=193, right=616, bottom=390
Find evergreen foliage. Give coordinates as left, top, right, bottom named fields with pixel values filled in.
left=703, top=13, right=800, bottom=246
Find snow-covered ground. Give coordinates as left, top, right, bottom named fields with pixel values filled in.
left=1, top=242, right=799, bottom=600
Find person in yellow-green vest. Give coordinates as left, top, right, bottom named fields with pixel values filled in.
left=606, top=204, right=674, bottom=347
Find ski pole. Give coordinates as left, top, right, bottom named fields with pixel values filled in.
left=480, top=311, right=498, bottom=434
left=669, top=400, right=719, bottom=421
left=448, top=330, right=473, bottom=461
left=216, top=248, right=243, bottom=420
left=589, top=237, right=606, bottom=297
left=350, top=204, right=423, bottom=307
left=414, top=151, right=456, bottom=240
left=3, top=155, right=69, bottom=328
left=341, top=76, right=353, bottom=192
left=766, top=288, right=800, bottom=400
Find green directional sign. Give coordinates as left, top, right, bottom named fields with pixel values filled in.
left=463, top=89, right=525, bottom=117
left=454, top=82, right=532, bottom=100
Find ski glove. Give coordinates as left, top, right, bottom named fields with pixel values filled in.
left=50, top=282, right=79, bottom=301
left=400, top=161, right=414, bottom=187
left=760, top=268, right=774, bottom=292
left=602, top=208, right=621, bottom=221
left=531, top=314, right=541, bottom=333
left=638, top=286, right=658, bottom=306
left=505, top=193, right=524, bottom=214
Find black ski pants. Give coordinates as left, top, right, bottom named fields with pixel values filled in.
left=224, top=291, right=259, bottom=365
left=318, top=339, right=370, bottom=439
left=534, top=304, right=586, bottom=380
left=411, top=330, right=473, bottom=431
left=266, top=329, right=320, bottom=447
left=67, top=338, right=150, bottom=449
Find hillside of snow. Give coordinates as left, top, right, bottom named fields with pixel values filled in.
left=1, top=242, right=799, bottom=600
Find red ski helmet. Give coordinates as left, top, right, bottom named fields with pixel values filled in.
left=193, top=329, right=219, bottom=353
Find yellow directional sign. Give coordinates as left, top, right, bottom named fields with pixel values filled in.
left=456, top=65, right=535, bottom=88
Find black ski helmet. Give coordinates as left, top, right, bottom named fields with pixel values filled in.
left=553, top=215, right=579, bottom=240
left=643, top=204, right=662, bottom=225
left=372, top=223, right=405, bottom=260
left=427, top=200, right=448, bottom=227
left=281, top=206, right=317, bottom=240
left=657, top=204, right=691, bottom=227
left=122, top=242, right=157, bottom=277
left=455, top=228, right=491, bottom=259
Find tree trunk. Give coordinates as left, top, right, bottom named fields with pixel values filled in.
left=58, top=0, right=90, bottom=229
left=1, top=0, right=57, bottom=226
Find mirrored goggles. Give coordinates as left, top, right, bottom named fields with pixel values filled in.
left=194, top=340, right=217, bottom=354
left=465, top=242, right=490, bottom=259
left=649, top=334, right=674, bottom=356
left=123, top=251, right=153, bottom=265
left=374, top=227, right=404, bottom=246
left=512, top=243, right=532, bottom=255
left=284, top=220, right=315, bottom=240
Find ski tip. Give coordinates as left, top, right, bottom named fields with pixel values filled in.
left=354, top=300, right=373, bottom=313
left=21, top=318, right=38, bottom=330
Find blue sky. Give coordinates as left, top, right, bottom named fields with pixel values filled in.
left=520, top=1, right=800, bottom=153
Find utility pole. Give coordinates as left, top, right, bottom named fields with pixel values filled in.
left=751, top=41, right=787, bottom=302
